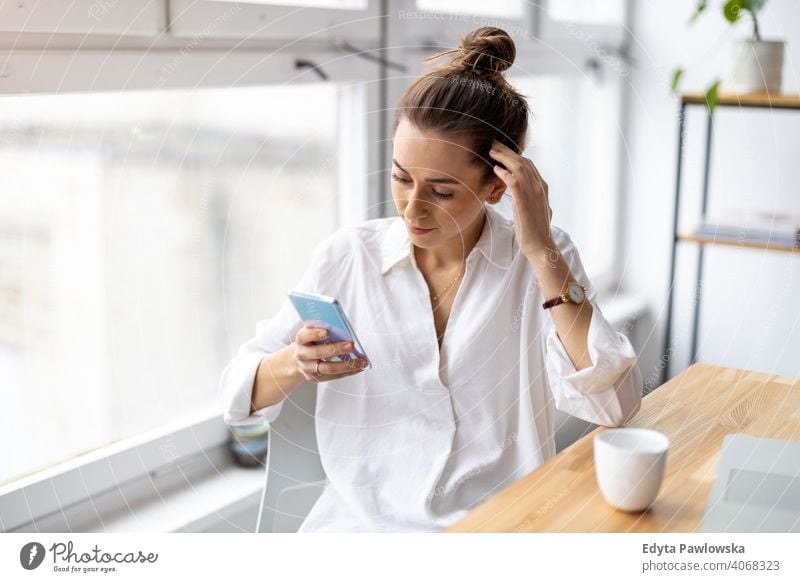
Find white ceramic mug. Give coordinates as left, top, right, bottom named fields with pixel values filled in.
left=593, top=428, right=670, bottom=512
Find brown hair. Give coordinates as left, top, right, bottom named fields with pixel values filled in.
left=394, top=26, right=530, bottom=182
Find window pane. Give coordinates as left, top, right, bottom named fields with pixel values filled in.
left=0, top=84, right=342, bottom=486
left=546, top=0, right=625, bottom=24
left=416, top=0, right=523, bottom=19
left=500, top=74, right=621, bottom=280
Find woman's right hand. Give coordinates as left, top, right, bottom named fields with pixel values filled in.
left=292, top=326, right=369, bottom=383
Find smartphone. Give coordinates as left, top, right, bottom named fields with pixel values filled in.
left=287, top=290, right=372, bottom=369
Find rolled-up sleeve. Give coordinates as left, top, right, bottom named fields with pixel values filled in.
left=218, top=238, right=333, bottom=427
left=542, top=230, right=643, bottom=427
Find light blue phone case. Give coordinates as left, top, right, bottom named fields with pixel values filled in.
left=287, top=290, right=372, bottom=369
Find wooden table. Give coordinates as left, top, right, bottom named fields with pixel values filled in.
left=445, top=364, right=800, bottom=532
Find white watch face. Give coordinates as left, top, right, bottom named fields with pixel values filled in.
left=567, top=283, right=585, bottom=303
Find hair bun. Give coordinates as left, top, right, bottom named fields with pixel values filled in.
left=457, top=27, right=516, bottom=76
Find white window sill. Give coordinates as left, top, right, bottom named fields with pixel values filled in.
left=5, top=442, right=265, bottom=533
left=595, top=290, right=649, bottom=332
left=0, top=409, right=265, bottom=533
left=100, top=446, right=265, bottom=534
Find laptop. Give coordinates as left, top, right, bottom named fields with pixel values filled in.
left=700, top=434, right=800, bottom=532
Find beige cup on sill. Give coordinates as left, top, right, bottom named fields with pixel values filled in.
left=593, top=428, right=670, bottom=512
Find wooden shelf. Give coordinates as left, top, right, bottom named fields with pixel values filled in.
left=677, top=233, right=800, bottom=254
left=682, top=91, right=800, bottom=109
left=665, top=90, right=800, bottom=379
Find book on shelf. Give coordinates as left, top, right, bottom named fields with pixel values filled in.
left=692, top=208, right=800, bottom=247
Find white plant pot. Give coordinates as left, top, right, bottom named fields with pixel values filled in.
left=724, top=39, right=785, bottom=93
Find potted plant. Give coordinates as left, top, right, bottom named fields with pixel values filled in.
left=672, top=0, right=785, bottom=112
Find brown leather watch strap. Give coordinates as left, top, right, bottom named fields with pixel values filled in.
left=542, top=294, right=566, bottom=310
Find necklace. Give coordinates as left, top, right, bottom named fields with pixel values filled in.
left=431, top=266, right=464, bottom=301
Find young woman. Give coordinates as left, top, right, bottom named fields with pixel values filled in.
left=219, top=27, right=642, bottom=532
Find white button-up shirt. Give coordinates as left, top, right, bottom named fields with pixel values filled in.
left=218, top=203, right=643, bottom=532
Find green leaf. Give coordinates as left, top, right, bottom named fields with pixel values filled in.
left=704, top=80, right=721, bottom=115
left=747, top=0, right=768, bottom=13
left=689, top=0, right=708, bottom=24
left=724, top=0, right=745, bottom=23
left=671, top=68, right=684, bottom=94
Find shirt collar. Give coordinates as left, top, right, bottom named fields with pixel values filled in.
left=380, top=204, right=515, bottom=275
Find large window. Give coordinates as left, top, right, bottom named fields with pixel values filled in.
left=0, top=84, right=346, bottom=487
left=545, top=0, right=625, bottom=24
left=416, top=0, right=524, bottom=19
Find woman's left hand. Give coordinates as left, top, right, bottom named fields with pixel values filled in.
left=489, top=140, right=555, bottom=259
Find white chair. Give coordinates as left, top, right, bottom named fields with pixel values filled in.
left=271, top=480, right=326, bottom=533
left=255, top=381, right=327, bottom=533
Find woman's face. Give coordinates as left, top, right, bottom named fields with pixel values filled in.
left=391, top=118, right=505, bottom=257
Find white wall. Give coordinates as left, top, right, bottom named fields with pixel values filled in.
left=622, top=0, right=800, bottom=387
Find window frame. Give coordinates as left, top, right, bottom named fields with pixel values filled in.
left=391, top=0, right=540, bottom=44
left=538, top=0, right=628, bottom=47
left=0, top=0, right=164, bottom=36
left=0, top=35, right=377, bottom=530
left=168, top=0, right=381, bottom=42
left=0, top=0, right=631, bottom=531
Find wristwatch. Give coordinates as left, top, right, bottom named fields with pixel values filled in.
left=542, top=281, right=587, bottom=310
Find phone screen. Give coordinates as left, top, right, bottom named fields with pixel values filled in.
left=288, top=290, right=371, bottom=368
